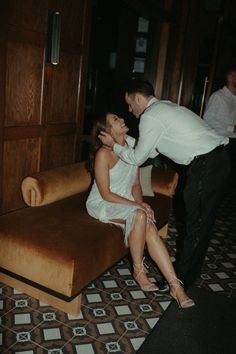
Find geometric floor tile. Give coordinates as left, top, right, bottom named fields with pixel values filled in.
left=0, top=175, right=235, bottom=353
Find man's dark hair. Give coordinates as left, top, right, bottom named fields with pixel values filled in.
left=125, top=78, right=155, bottom=97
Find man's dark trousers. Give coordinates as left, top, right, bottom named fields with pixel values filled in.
left=174, top=146, right=231, bottom=287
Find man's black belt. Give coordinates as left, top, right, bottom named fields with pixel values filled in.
left=194, top=144, right=225, bottom=160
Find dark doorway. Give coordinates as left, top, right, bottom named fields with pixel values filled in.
left=80, top=0, right=163, bottom=160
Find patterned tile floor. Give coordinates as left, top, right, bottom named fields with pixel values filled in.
left=1, top=174, right=235, bottom=353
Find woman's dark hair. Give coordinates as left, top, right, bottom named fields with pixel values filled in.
left=125, top=78, right=155, bottom=97
left=86, top=112, right=109, bottom=173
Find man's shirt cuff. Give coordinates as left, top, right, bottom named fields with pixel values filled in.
left=113, top=143, right=123, bottom=154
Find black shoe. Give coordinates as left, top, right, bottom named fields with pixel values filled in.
left=155, top=279, right=169, bottom=294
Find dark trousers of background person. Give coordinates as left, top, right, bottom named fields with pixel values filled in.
left=227, top=138, right=236, bottom=171
left=174, top=146, right=231, bottom=288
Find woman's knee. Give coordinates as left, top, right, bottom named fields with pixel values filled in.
left=134, top=209, right=147, bottom=223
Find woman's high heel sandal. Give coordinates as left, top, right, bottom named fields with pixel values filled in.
left=133, top=261, right=159, bottom=292
left=169, top=277, right=195, bottom=309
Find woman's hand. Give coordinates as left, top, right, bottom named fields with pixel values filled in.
left=138, top=202, right=155, bottom=221
left=98, top=131, right=115, bottom=148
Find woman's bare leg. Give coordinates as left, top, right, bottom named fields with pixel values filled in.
left=128, top=210, right=158, bottom=290
left=146, top=223, right=194, bottom=306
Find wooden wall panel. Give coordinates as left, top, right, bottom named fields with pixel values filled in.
left=5, top=42, right=44, bottom=126
left=0, top=0, right=92, bottom=214
left=47, top=134, right=76, bottom=169
left=2, top=138, right=40, bottom=212
left=160, top=0, right=203, bottom=106
left=60, top=0, right=86, bottom=46
left=48, top=52, right=81, bottom=123
left=0, top=30, right=6, bottom=212
left=6, top=0, right=48, bottom=33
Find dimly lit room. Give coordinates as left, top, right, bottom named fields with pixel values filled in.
left=0, top=0, right=235, bottom=353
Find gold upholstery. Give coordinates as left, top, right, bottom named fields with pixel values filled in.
left=151, top=166, right=179, bottom=196
left=0, top=193, right=127, bottom=298
left=0, top=162, right=178, bottom=314
left=21, top=162, right=91, bottom=206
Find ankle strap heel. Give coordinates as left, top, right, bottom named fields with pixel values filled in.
left=133, top=260, right=159, bottom=292
left=169, top=277, right=195, bottom=309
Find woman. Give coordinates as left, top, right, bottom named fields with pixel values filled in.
left=86, top=112, right=195, bottom=308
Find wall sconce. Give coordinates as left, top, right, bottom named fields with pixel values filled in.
left=46, top=11, right=61, bottom=65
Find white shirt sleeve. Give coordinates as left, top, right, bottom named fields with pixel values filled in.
left=203, top=93, right=235, bottom=136
left=125, top=135, right=136, bottom=147
left=114, top=114, right=161, bottom=166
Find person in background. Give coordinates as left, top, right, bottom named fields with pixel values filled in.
left=98, top=78, right=230, bottom=290
left=203, top=64, right=236, bottom=169
left=86, top=112, right=195, bottom=309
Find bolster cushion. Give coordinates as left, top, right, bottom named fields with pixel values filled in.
left=21, top=162, right=91, bottom=207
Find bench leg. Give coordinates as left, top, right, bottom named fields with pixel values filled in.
left=0, top=272, right=82, bottom=316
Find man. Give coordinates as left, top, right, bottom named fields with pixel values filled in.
left=203, top=64, right=236, bottom=169
left=99, top=79, right=230, bottom=290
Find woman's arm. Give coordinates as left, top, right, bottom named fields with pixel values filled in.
left=131, top=169, right=143, bottom=203
left=131, top=169, right=155, bottom=220
left=94, top=149, right=142, bottom=207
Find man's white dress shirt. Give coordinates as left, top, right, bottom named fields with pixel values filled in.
left=114, top=98, right=229, bottom=166
left=203, top=86, right=236, bottom=138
